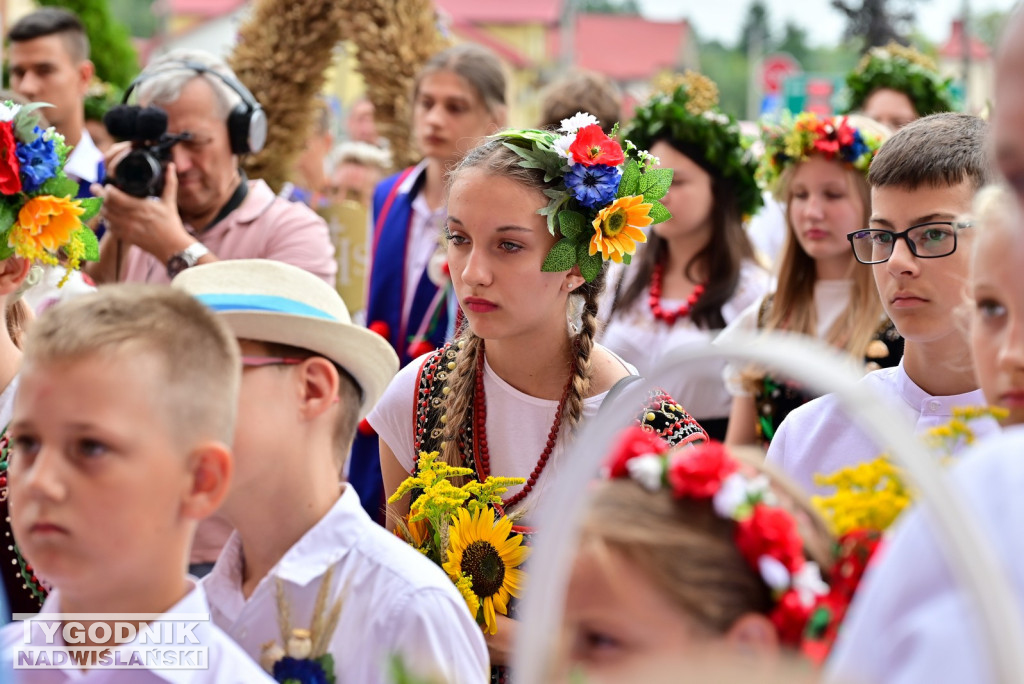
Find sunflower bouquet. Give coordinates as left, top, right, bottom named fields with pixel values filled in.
left=389, top=451, right=529, bottom=635
left=496, top=112, right=672, bottom=282
left=0, top=101, right=101, bottom=282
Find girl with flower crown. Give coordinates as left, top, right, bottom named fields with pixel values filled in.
left=556, top=428, right=839, bottom=682
left=351, top=43, right=509, bottom=523
left=719, top=114, right=903, bottom=447
left=599, top=74, right=770, bottom=441
left=0, top=101, right=102, bottom=616
left=368, top=116, right=707, bottom=673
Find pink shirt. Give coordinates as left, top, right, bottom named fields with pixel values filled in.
left=120, top=179, right=337, bottom=285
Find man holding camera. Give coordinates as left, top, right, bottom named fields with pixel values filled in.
left=88, top=50, right=336, bottom=285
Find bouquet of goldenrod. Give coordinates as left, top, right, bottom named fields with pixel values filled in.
left=389, top=451, right=529, bottom=635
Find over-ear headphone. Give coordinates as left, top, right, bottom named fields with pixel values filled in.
left=122, top=60, right=267, bottom=155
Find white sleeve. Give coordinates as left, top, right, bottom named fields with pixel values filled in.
left=383, top=587, right=489, bottom=684
left=366, top=355, right=428, bottom=473
left=714, top=295, right=766, bottom=397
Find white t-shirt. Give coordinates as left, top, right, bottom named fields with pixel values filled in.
left=767, top=361, right=999, bottom=494
left=716, top=279, right=855, bottom=397
left=746, top=191, right=787, bottom=269
left=598, top=259, right=769, bottom=420
left=367, top=347, right=635, bottom=516
left=827, top=426, right=1024, bottom=684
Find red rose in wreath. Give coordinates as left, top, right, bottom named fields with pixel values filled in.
left=735, top=504, right=806, bottom=573
left=666, top=441, right=737, bottom=499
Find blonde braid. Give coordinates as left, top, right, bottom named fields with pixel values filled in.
left=563, top=284, right=602, bottom=433
left=440, top=330, right=483, bottom=468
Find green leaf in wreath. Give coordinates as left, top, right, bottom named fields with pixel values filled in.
left=617, top=159, right=641, bottom=198
left=558, top=210, right=586, bottom=241
left=639, top=167, right=673, bottom=202
left=648, top=202, right=672, bottom=224
left=541, top=238, right=577, bottom=272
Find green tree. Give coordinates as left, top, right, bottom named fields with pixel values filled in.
left=975, top=9, right=1010, bottom=49
left=37, top=0, right=139, bottom=88
left=108, top=0, right=160, bottom=39
left=738, top=0, right=771, bottom=55
left=698, top=40, right=749, bottom=119
left=777, top=21, right=810, bottom=66
left=831, top=0, right=920, bottom=51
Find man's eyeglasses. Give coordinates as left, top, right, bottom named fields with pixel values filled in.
left=847, top=221, right=973, bottom=265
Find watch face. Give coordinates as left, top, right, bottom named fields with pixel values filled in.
left=166, top=255, right=188, bottom=279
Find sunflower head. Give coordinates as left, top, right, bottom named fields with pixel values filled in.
left=589, top=195, right=652, bottom=264
left=442, top=507, right=529, bottom=635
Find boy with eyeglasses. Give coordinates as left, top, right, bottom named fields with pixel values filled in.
left=767, top=113, right=1000, bottom=493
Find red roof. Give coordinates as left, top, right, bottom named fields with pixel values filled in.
left=940, top=19, right=989, bottom=61
left=434, top=0, right=562, bottom=25
left=558, top=15, right=690, bottom=81
left=168, top=0, right=246, bottom=18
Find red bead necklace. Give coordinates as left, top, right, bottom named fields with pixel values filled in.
left=472, top=348, right=572, bottom=509
left=648, top=262, right=706, bottom=325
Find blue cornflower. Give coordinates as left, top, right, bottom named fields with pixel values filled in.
left=564, top=163, right=621, bottom=209
left=16, top=127, right=59, bottom=192
left=844, top=131, right=869, bottom=163
left=272, top=656, right=330, bottom=684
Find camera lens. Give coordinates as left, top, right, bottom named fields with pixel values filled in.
left=114, top=150, right=164, bottom=198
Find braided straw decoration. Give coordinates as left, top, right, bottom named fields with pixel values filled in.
left=229, top=0, right=347, bottom=191
left=339, top=0, right=450, bottom=170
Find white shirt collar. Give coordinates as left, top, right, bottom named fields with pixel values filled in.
left=893, top=359, right=989, bottom=415
left=206, top=485, right=366, bottom=593
left=63, top=129, right=103, bottom=184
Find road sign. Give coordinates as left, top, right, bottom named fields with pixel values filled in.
left=761, top=53, right=802, bottom=96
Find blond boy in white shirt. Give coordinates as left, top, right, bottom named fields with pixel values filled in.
left=0, top=286, right=273, bottom=683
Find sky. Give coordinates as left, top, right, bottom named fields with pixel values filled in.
left=636, top=0, right=1019, bottom=47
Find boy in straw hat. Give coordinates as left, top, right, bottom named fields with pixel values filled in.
left=173, top=260, right=488, bottom=683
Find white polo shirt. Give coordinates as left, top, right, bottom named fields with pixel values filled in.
left=767, top=361, right=999, bottom=494
left=0, top=583, right=273, bottom=682
left=201, top=484, right=488, bottom=684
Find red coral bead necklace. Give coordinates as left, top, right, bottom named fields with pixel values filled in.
left=648, top=262, right=706, bottom=324
left=472, top=346, right=572, bottom=509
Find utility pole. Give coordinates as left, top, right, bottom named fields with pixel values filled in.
left=560, top=0, right=576, bottom=72
left=746, top=23, right=764, bottom=121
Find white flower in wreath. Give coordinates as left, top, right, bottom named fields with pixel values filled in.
left=792, top=561, right=829, bottom=607
left=626, top=454, right=664, bottom=491
left=758, top=555, right=791, bottom=592
left=0, top=102, right=21, bottom=123
left=559, top=112, right=599, bottom=134
left=553, top=134, right=576, bottom=165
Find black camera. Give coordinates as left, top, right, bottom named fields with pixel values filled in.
left=102, top=105, right=191, bottom=198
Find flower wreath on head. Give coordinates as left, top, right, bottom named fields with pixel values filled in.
left=603, top=427, right=833, bottom=649
left=757, top=113, right=884, bottom=197
left=496, top=113, right=672, bottom=281
left=0, top=101, right=101, bottom=282
left=624, top=71, right=763, bottom=220
left=842, top=42, right=957, bottom=118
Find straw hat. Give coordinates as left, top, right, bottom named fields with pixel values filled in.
left=173, top=259, right=398, bottom=418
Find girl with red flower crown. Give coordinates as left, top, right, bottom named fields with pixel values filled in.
left=368, top=117, right=707, bottom=679
left=599, top=73, right=770, bottom=441
left=718, top=114, right=904, bottom=447
left=557, top=428, right=848, bottom=682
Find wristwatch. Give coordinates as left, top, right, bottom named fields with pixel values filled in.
left=166, top=242, right=210, bottom=278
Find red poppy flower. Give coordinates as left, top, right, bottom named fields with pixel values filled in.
left=666, top=441, right=737, bottom=499
left=834, top=118, right=856, bottom=147
left=605, top=426, right=667, bottom=478
left=0, top=123, right=22, bottom=195
left=569, top=125, right=625, bottom=167
left=735, top=504, right=805, bottom=573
